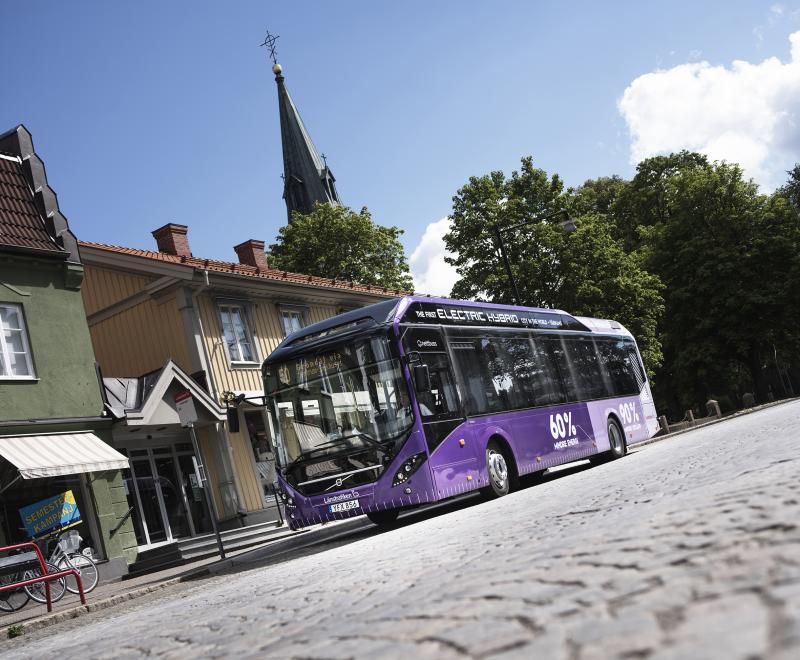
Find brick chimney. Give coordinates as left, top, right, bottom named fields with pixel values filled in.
left=152, top=223, right=191, bottom=257
left=234, top=239, right=269, bottom=270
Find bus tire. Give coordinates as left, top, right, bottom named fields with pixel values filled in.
left=607, top=417, right=627, bottom=459
left=367, top=509, right=400, bottom=526
left=481, top=440, right=512, bottom=499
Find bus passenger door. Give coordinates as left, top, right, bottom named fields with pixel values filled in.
left=403, top=327, right=477, bottom=497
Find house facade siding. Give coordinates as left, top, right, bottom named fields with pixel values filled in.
left=79, top=235, right=400, bottom=546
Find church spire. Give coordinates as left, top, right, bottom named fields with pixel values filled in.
left=272, top=60, right=342, bottom=221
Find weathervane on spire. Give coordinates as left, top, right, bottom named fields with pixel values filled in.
left=260, top=30, right=280, bottom=66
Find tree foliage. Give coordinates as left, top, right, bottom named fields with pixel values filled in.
left=444, top=157, right=664, bottom=377
left=444, top=153, right=800, bottom=417
left=626, top=158, right=800, bottom=410
left=269, top=203, right=413, bottom=291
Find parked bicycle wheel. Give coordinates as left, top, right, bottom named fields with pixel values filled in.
left=58, top=553, right=98, bottom=593
left=23, top=563, right=67, bottom=604
left=0, top=573, right=29, bottom=612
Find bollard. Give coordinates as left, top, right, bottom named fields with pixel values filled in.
left=706, top=399, right=721, bottom=418
left=685, top=409, right=695, bottom=425
left=658, top=415, right=670, bottom=434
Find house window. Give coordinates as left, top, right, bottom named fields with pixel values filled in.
left=218, top=304, right=257, bottom=364
left=279, top=308, right=305, bottom=336
left=0, top=304, right=35, bottom=379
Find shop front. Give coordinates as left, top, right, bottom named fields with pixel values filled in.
left=222, top=392, right=283, bottom=526
left=0, top=428, right=133, bottom=579
left=103, top=361, right=240, bottom=552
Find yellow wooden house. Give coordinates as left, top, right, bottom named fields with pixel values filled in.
left=80, top=223, right=399, bottom=555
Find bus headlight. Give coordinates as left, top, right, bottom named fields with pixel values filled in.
left=392, top=452, right=427, bottom=487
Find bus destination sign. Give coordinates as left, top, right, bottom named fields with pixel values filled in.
left=404, top=302, right=587, bottom=331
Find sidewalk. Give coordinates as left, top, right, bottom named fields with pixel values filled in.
left=4, top=397, right=797, bottom=639
left=0, top=526, right=296, bottom=635
left=0, top=517, right=370, bottom=638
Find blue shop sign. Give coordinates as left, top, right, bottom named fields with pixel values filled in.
left=19, top=490, right=82, bottom=538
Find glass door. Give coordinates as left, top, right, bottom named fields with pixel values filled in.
left=152, top=449, right=191, bottom=539
left=176, top=453, right=212, bottom=534
left=129, top=455, right=169, bottom=545
left=122, top=443, right=212, bottom=547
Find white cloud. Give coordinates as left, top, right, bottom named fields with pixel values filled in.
left=618, top=30, right=800, bottom=189
left=409, top=217, right=459, bottom=296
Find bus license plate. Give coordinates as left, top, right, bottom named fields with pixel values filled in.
left=329, top=499, right=359, bottom=513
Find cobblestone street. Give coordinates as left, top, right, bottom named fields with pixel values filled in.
left=4, top=402, right=799, bottom=659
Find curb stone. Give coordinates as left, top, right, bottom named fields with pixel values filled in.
left=1, top=577, right=183, bottom=638
left=4, top=397, right=797, bottom=639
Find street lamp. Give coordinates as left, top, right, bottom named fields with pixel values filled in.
left=490, top=209, right=578, bottom=307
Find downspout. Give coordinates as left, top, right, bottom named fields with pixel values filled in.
left=190, top=269, right=247, bottom=520
left=191, top=269, right=218, bottom=401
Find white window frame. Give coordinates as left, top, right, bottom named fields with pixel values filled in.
left=217, top=302, right=259, bottom=366
left=0, top=303, right=36, bottom=380
left=278, top=305, right=306, bottom=337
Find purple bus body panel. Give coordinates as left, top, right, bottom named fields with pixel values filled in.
left=273, top=296, right=658, bottom=530
left=280, top=395, right=652, bottom=529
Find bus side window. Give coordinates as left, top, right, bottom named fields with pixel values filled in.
left=540, top=337, right=578, bottom=403
left=417, top=354, right=460, bottom=419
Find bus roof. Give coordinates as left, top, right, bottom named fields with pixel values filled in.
left=265, top=296, right=633, bottom=365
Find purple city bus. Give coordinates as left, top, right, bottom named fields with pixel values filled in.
left=262, top=296, right=659, bottom=530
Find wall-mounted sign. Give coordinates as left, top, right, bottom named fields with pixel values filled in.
left=19, top=490, right=82, bottom=539
left=174, top=389, right=198, bottom=427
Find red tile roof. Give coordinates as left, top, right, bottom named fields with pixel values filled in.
left=0, top=156, right=62, bottom=253
left=78, top=240, right=407, bottom=297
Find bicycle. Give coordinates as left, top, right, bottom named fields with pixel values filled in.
left=45, top=529, right=99, bottom=595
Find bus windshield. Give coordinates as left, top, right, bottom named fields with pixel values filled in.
left=264, top=334, right=414, bottom=471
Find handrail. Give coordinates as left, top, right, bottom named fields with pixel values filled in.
left=0, top=541, right=86, bottom=612
left=110, top=507, right=134, bottom=537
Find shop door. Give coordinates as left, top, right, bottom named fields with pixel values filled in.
left=128, top=455, right=169, bottom=545
left=124, top=445, right=210, bottom=547
left=152, top=449, right=191, bottom=539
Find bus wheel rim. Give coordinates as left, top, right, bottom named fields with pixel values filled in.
left=488, top=450, right=508, bottom=489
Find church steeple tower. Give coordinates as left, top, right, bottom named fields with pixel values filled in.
left=272, top=61, right=342, bottom=221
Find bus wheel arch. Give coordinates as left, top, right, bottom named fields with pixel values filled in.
left=481, top=434, right=519, bottom=498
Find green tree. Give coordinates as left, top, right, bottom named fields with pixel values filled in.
left=778, top=163, right=800, bottom=211
left=269, top=203, right=413, bottom=291
left=638, top=159, right=800, bottom=408
left=612, top=151, right=709, bottom=250
left=444, top=157, right=664, bottom=376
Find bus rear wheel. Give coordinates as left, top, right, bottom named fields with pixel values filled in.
left=607, top=417, right=627, bottom=459
left=367, top=509, right=400, bottom=526
left=482, top=441, right=511, bottom=499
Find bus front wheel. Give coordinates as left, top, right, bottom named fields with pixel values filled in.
left=367, top=509, right=400, bottom=526
left=482, top=441, right=511, bottom=499
left=607, top=417, right=627, bottom=459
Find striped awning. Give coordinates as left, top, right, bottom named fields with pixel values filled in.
left=0, top=432, right=129, bottom=479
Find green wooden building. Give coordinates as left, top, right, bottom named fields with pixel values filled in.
left=0, top=125, right=136, bottom=579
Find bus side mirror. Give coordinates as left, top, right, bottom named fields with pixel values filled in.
left=412, top=364, right=431, bottom=392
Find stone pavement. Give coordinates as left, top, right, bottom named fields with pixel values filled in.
left=3, top=401, right=799, bottom=659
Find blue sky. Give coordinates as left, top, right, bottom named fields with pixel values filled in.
left=2, top=2, right=799, bottom=292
